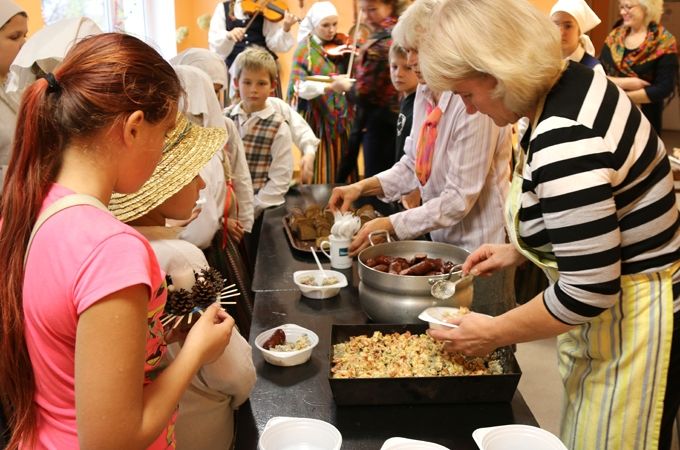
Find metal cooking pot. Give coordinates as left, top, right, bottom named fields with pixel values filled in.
left=357, top=234, right=473, bottom=323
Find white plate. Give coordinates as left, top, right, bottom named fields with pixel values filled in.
left=418, top=306, right=462, bottom=330
left=472, top=425, right=567, bottom=450
left=380, top=437, right=449, bottom=449
left=259, top=416, right=342, bottom=450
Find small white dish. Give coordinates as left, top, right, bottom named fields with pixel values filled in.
left=293, top=269, right=348, bottom=299
left=472, top=425, right=567, bottom=450
left=380, top=437, right=450, bottom=449
left=259, top=416, right=342, bottom=450
left=418, top=306, right=463, bottom=330
left=254, top=324, right=319, bottom=367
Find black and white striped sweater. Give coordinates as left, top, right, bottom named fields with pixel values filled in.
left=518, top=61, right=680, bottom=325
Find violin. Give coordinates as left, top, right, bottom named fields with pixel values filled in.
left=241, top=0, right=296, bottom=23
left=323, top=33, right=360, bottom=58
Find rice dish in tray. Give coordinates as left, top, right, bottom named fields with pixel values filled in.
left=331, top=331, right=503, bottom=378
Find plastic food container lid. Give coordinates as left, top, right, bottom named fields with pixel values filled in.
left=472, top=425, right=567, bottom=450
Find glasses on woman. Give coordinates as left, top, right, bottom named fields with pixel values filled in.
left=619, top=3, right=640, bottom=12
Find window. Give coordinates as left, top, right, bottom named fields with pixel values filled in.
left=41, top=0, right=177, bottom=58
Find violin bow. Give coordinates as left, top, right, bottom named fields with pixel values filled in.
left=346, top=10, right=363, bottom=78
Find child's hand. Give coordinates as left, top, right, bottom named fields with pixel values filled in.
left=229, top=27, right=246, bottom=42
left=282, top=11, right=299, bottom=32
left=182, top=304, right=234, bottom=366
left=300, top=153, right=315, bottom=184
left=226, top=218, right=245, bottom=243
left=330, top=75, right=353, bottom=93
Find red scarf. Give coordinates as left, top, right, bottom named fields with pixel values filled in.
left=415, top=104, right=442, bottom=186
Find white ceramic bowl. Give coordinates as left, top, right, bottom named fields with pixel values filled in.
left=254, top=324, right=319, bottom=367
left=258, top=416, right=342, bottom=450
left=472, top=425, right=567, bottom=450
left=380, top=437, right=450, bottom=449
left=293, top=270, right=348, bottom=299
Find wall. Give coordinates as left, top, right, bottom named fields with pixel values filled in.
left=16, top=0, right=613, bottom=78
left=14, top=0, right=44, bottom=35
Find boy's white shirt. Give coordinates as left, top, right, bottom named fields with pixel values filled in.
left=224, top=116, right=255, bottom=232
left=228, top=100, right=293, bottom=217
left=267, top=97, right=320, bottom=156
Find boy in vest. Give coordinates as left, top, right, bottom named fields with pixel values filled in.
left=225, top=46, right=293, bottom=219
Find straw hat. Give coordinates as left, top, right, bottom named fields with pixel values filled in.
left=109, top=113, right=227, bottom=222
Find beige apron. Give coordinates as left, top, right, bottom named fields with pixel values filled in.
left=506, top=109, right=675, bottom=450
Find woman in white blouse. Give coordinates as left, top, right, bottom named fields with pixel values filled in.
left=329, top=0, right=512, bottom=255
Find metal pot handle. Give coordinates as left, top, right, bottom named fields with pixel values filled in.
left=367, top=230, right=392, bottom=246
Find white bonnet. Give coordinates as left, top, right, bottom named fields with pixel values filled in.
left=0, top=0, right=23, bottom=28
left=550, top=0, right=601, bottom=55
left=550, top=0, right=601, bottom=34
left=6, top=17, right=102, bottom=96
left=170, top=48, right=229, bottom=91
left=297, top=1, right=338, bottom=43
left=174, top=65, right=226, bottom=130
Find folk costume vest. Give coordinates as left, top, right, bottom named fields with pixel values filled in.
left=226, top=105, right=284, bottom=193
left=223, top=1, right=277, bottom=67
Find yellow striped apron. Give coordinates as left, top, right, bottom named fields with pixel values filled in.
left=506, top=137, right=675, bottom=450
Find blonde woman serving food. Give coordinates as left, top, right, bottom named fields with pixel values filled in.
left=418, top=1, right=680, bottom=449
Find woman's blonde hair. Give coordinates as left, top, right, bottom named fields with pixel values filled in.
left=419, top=0, right=563, bottom=116
left=638, top=0, right=663, bottom=25
left=232, top=46, right=278, bottom=83
left=392, top=0, right=440, bottom=49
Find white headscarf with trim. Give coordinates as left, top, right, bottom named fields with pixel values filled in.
left=170, top=48, right=229, bottom=92
left=0, top=0, right=23, bottom=28
left=550, top=0, right=601, bottom=56
left=6, top=17, right=101, bottom=98
left=174, top=65, right=226, bottom=130
left=297, top=1, right=338, bottom=43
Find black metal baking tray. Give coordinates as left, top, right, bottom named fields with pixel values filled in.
left=328, top=323, right=521, bottom=406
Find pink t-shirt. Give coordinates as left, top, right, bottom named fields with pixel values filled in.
left=22, top=184, right=173, bottom=449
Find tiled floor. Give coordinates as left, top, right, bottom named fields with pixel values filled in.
left=516, top=338, right=680, bottom=449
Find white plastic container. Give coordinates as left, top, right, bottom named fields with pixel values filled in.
left=380, top=437, right=450, bottom=449
left=258, top=416, right=342, bottom=450
left=254, top=324, right=319, bottom=367
left=293, top=270, right=348, bottom=299
left=472, top=425, right=567, bottom=450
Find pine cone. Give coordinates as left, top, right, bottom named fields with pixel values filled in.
left=191, top=268, right=226, bottom=309
left=166, top=289, right=194, bottom=315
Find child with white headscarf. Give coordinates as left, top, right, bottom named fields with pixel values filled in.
left=550, top=0, right=603, bottom=73
left=286, top=1, right=354, bottom=184
left=0, top=0, right=27, bottom=192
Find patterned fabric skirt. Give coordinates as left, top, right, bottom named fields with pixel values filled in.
left=203, top=229, right=254, bottom=337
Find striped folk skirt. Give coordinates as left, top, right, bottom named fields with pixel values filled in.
left=557, top=262, right=678, bottom=450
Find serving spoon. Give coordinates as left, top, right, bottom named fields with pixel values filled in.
left=429, top=264, right=473, bottom=300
